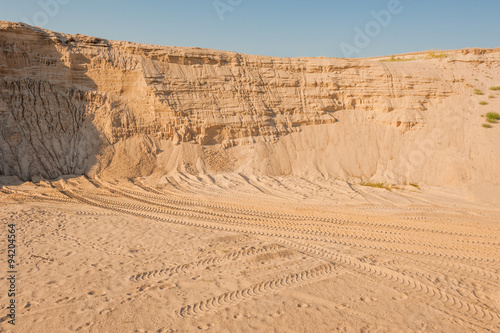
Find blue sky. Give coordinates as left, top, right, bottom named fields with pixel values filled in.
left=1, top=0, right=499, bottom=58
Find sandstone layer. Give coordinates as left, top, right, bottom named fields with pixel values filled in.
left=0, top=21, right=499, bottom=187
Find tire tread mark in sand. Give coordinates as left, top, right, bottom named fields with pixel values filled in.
left=76, top=211, right=117, bottom=216
left=63, top=189, right=499, bottom=269
left=19, top=184, right=498, bottom=251
left=98, top=180, right=303, bottom=222
left=71, top=187, right=496, bottom=257
left=179, top=263, right=337, bottom=318
left=360, top=250, right=499, bottom=289
left=102, top=179, right=494, bottom=240
left=1, top=186, right=77, bottom=204
left=130, top=244, right=284, bottom=282
left=106, top=180, right=493, bottom=240
left=276, top=239, right=500, bottom=327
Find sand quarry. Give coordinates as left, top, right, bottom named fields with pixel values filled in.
left=0, top=21, right=500, bottom=332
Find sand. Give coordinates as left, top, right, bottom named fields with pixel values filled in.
left=1, top=175, right=499, bottom=332
left=0, top=20, right=499, bottom=332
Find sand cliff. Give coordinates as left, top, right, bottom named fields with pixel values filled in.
left=1, top=21, right=499, bottom=186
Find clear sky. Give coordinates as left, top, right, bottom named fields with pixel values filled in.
left=1, top=0, right=499, bottom=58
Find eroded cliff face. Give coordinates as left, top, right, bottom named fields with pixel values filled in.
left=0, top=21, right=499, bottom=185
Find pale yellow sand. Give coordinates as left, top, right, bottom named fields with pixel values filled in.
left=1, top=176, right=499, bottom=332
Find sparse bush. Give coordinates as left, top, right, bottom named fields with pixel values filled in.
left=489, top=95, right=495, bottom=98
left=474, top=89, right=484, bottom=95
left=479, top=101, right=488, bottom=105
left=486, top=118, right=497, bottom=123
left=409, top=183, right=420, bottom=189
left=380, top=55, right=414, bottom=62
left=490, top=86, right=500, bottom=91
left=486, top=112, right=500, bottom=120
left=426, top=50, right=448, bottom=59
left=482, top=123, right=492, bottom=128
left=360, top=181, right=391, bottom=190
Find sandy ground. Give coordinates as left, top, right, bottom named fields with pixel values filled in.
left=0, top=175, right=499, bottom=332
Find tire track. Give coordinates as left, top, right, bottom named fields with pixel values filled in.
left=62, top=189, right=500, bottom=267
left=276, top=239, right=500, bottom=327
left=178, top=263, right=338, bottom=318
left=130, top=244, right=284, bottom=282
left=105, top=180, right=495, bottom=241
left=72, top=184, right=498, bottom=256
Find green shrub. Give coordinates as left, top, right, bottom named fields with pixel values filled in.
left=360, top=181, right=391, bottom=190
left=426, top=50, right=448, bottom=59
left=380, top=55, right=414, bottom=62
left=486, top=112, right=500, bottom=120
left=490, top=86, right=500, bottom=91
left=479, top=101, right=488, bottom=105
left=409, top=183, right=420, bottom=189
left=482, top=123, right=492, bottom=128
left=474, top=89, right=484, bottom=95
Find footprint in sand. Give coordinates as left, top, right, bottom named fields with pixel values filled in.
left=360, top=296, right=377, bottom=303
left=269, top=311, right=283, bottom=318
left=392, top=293, right=409, bottom=301
left=55, top=297, right=72, bottom=304
left=335, top=303, right=350, bottom=310
left=360, top=324, right=388, bottom=333
left=87, top=289, right=107, bottom=297
left=197, top=323, right=215, bottom=330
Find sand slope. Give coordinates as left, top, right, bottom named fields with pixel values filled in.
left=0, top=21, right=499, bottom=187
